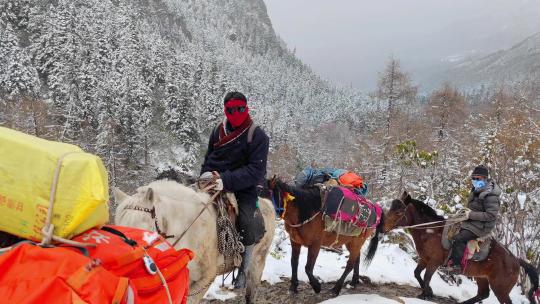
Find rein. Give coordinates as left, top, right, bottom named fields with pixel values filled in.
left=391, top=199, right=466, bottom=230
left=170, top=190, right=221, bottom=248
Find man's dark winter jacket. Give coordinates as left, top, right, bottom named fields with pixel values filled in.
left=461, top=180, right=501, bottom=237
left=200, top=123, right=269, bottom=204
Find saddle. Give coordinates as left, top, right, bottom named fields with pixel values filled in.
left=441, top=223, right=492, bottom=262
left=197, top=174, right=265, bottom=247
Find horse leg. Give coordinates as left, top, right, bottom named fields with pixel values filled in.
left=459, top=278, right=490, bottom=304
left=420, top=265, right=437, bottom=299
left=350, top=253, right=371, bottom=287
left=245, top=247, right=267, bottom=304
left=330, top=250, right=359, bottom=296
left=414, top=260, right=426, bottom=298
left=490, top=280, right=514, bottom=304
left=289, top=241, right=301, bottom=294
left=305, top=242, right=322, bottom=293
left=331, top=240, right=362, bottom=296
left=350, top=257, right=360, bottom=286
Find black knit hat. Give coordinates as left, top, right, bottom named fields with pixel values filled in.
left=223, top=91, right=247, bottom=104
left=471, top=165, right=489, bottom=178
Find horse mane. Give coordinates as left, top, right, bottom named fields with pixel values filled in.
left=277, top=181, right=322, bottom=222
left=156, top=167, right=197, bottom=185
left=408, top=197, right=444, bottom=221
left=118, top=180, right=210, bottom=212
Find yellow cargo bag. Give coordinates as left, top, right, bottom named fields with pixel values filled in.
left=0, top=127, right=109, bottom=241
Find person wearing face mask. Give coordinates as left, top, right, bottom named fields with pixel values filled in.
left=444, top=164, right=501, bottom=274
left=200, top=91, right=269, bottom=288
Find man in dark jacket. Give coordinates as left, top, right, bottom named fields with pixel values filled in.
left=446, top=164, right=501, bottom=274
left=200, top=91, right=269, bottom=288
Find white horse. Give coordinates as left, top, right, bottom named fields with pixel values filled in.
left=113, top=180, right=276, bottom=304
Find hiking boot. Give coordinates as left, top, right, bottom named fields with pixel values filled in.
left=234, top=244, right=254, bottom=289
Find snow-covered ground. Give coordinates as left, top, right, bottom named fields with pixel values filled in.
left=320, top=294, right=438, bottom=304
left=205, top=224, right=530, bottom=303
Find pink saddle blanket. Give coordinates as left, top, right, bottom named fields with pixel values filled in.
left=323, top=186, right=382, bottom=229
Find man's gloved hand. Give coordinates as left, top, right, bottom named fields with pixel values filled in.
left=198, top=171, right=223, bottom=191
left=213, top=178, right=224, bottom=191
left=455, top=207, right=471, bottom=220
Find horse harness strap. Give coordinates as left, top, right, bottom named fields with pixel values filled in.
left=285, top=211, right=322, bottom=228
left=285, top=185, right=328, bottom=228
left=124, top=205, right=175, bottom=239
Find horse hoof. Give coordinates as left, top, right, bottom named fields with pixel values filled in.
left=288, top=285, right=298, bottom=294
left=358, top=275, right=372, bottom=284
left=311, top=282, right=321, bottom=294
left=417, top=293, right=433, bottom=300
left=328, top=287, right=340, bottom=297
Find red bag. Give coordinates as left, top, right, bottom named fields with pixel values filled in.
left=0, top=243, right=130, bottom=304
left=69, top=225, right=193, bottom=304
left=338, top=172, right=364, bottom=188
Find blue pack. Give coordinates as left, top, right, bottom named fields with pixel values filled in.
left=294, top=167, right=348, bottom=187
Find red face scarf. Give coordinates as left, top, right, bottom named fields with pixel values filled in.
left=224, top=99, right=249, bottom=128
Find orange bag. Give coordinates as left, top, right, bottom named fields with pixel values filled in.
left=69, top=225, right=193, bottom=304
left=0, top=225, right=193, bottom=304
left=0, top=243, right=130, bottom=304
left=338, top=172, right=364, bottom=188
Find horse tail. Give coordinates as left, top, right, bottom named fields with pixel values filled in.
left=519, top=259, right=539, bottom=304
left=364, top=212, right=384, bottom=268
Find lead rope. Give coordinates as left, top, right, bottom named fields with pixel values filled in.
left=397, top=216, right=468, bottom=230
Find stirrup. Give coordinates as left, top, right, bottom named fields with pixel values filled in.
left=441, top=264, right=462, bottom=275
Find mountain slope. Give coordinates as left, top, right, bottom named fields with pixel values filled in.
left=0, top=0, right=368, bottom=188
left=442, top=32, right=540, bottom=88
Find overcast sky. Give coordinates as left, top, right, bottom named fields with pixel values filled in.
left=263, top=0, right=540, bottom=91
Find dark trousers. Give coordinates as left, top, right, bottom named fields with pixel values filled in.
left=237, top=198, right=265, bottom=246
left=451, top=229, right=477, bottom=267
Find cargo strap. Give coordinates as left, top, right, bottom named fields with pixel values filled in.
left=40, top=152, right=96, bottom=248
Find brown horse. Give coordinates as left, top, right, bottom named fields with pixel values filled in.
left=267, top=177, right=384, bottom=296
left=383, top=192, right=539, bottom=304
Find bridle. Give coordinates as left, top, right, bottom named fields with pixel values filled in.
left=268, top=178, right=285, bottom=217
left=123, top=205, right=175, bottom=239
left=389, top=198, right=412, bottom=230
left=390, top=198, right=461, bottom=230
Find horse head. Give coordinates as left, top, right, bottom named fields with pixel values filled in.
left=265, top=175, right=286, bottom=217
left=113, top=186, right=170, bottom=237
left=383, top=191, right=412, bottom=232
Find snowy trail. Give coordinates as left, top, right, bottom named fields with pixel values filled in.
left=202, top=224, right=529, bottom=303
left=202, top=279, right=454, bottom=304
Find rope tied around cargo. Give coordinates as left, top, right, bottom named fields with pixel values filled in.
left=40, top=152, right=96, bottom=248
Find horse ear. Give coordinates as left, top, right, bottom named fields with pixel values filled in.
left=113, top=187, right=129, bottom=203
left=145, top=187, right=155, bottom=203
left=401, top=191, right=410, bottom=203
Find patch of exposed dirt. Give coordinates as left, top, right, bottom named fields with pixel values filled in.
left=202, top=278, right=458, bottom=304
